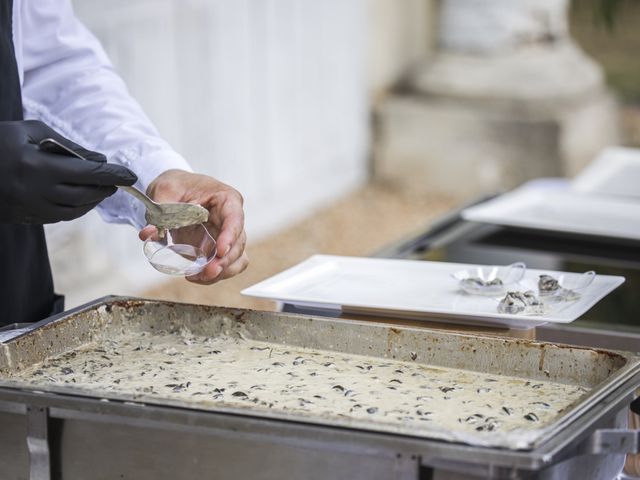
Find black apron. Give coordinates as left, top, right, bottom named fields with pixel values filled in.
left=0, top=0, right=63, bottom=326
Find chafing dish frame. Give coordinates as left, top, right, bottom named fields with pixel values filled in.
left=0, top=296, right=638, bottom=480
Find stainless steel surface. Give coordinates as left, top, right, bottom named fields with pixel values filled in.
left=581, top=427, right=640, bottom=456
left=0, top=323, right=40, bottom=345
left=537, top=324, right=640, bottom=353
left=0, top=323, right=32, bottom=333
left=0, top=297, right=638, bottom=480
left=0, top=402, right=399, bottom=480
left=26, top=406, right=50, bottom=480
left=38, top=138, right=209, bottom=230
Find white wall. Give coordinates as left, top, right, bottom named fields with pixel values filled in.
left=47, top=0, right=369, bottom=306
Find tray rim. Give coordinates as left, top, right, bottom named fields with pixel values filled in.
left=0, top=383, right=631, bottom=473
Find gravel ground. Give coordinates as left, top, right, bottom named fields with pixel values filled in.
left=143, top=182, right=456, bottom=311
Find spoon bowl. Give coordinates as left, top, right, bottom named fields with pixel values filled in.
left=119, top=185, right=209, bottom=231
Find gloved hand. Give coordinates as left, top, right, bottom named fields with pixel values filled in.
left=0, top=120, right=137, bottom=224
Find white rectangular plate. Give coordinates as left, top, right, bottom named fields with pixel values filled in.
left=461, top=186, right=640, bottom=241
left=242, top=255, right=625, bottom=330
left=571, top=146, right=640, bottom=200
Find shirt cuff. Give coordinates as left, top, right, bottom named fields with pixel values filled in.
left=113, top=147, right=194, bottom=193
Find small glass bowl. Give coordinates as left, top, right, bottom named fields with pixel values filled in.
left=143, top=224, right=217, bottom=276
left=556, top=270, right=596, bottom=291
left=452, top=262, right=526, bottom=296
left=536, top=270, right=596, bottom=301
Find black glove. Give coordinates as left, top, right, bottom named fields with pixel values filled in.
left=0, top=120, right=138, bottom=224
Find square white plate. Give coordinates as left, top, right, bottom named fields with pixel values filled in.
left=242, top=255, right=625, bottom=330
left=461, top=185, right=640, bottom=241
left=571, top=146, right=640, bottom=200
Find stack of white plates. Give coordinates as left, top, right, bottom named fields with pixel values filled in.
left=461, top=146, right=640, bottom=241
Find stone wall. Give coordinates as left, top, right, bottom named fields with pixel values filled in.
left=374, top=0, right=619, bottom=196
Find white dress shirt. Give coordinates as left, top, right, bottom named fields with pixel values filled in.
left=11, top=0, right=192, bottom=228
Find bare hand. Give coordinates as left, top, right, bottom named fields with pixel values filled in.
left=139, top=169, right=248, bottom=284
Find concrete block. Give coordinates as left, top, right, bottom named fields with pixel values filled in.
left=374, top=89, right=618, bottom=196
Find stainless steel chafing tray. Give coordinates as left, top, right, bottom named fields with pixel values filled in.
left=0, top=297, right=638, bottom=480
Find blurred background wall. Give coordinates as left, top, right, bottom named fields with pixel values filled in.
left=374, top=0, right=618, bottom=196
left=46, top=0, right=637, bottom=307
left=47, top=0, right=435, bottom=306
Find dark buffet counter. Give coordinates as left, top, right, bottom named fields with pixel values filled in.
left=285, top=196, right=640, bottom=352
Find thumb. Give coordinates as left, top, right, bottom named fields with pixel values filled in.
left=71, top=146, right=107, bottom=163
left=90, top=162, right=138, bottom=187
left=28, top=121, right=107, bottom=163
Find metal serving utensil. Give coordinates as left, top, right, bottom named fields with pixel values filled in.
left=38, top=138, right=209, bottom=231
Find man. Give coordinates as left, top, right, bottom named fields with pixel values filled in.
left=0, top=0, right=248, bottom=326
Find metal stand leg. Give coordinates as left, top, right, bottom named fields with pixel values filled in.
left=394, top=453, right=420, bottom=480
left=27, top=406, right=50, bottom=480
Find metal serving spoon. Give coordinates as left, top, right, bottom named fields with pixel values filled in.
left=38, top=138, right=209, bottom=231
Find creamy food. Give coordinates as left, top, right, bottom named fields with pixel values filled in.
left=12, top=328, right=588, bottom=435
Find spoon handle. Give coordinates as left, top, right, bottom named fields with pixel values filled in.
left=117, top=185, right=159, bottom=212
left=37, top=138, right=160, bottom=213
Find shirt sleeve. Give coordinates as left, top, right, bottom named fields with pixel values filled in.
left=19, top=0, right=192, bottom=228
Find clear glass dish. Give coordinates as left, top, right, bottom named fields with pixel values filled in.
left=143, top=224, right=217, bottom=276
left=556, top=270, right=596, bottom=291
left=452, top=262, right=526, bottom=296
left=532, top=270, right=597, bottom=302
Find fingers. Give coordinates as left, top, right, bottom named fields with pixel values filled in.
left=183, top=191, right=246, bottom=283
left=187, top=251, right=249, bottom=285
left=38, top=150, right=138, bottom=186
left=214, top=195, right=245, bottom=259
left=67, top=160, right=138, bottom=187
left=219, top=251, right=250, bottom=280
left=91, top=162, right=138, bottom=186
left=187, top=229, right=247, bottom=284
left=138, top=225, right=158, bottom=241
left=54, top=203, right=98, bottom=221
left=45, top=184, right=117, bottom=207
left=219, top=228, right=247, bottom=270
left=27, top=122, right=136, bottom=185
left=65, top=145, right=107, bottom=163
left=32, top=202, right=98, bottom=223
left=40, top=138, right=107, bottom=164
